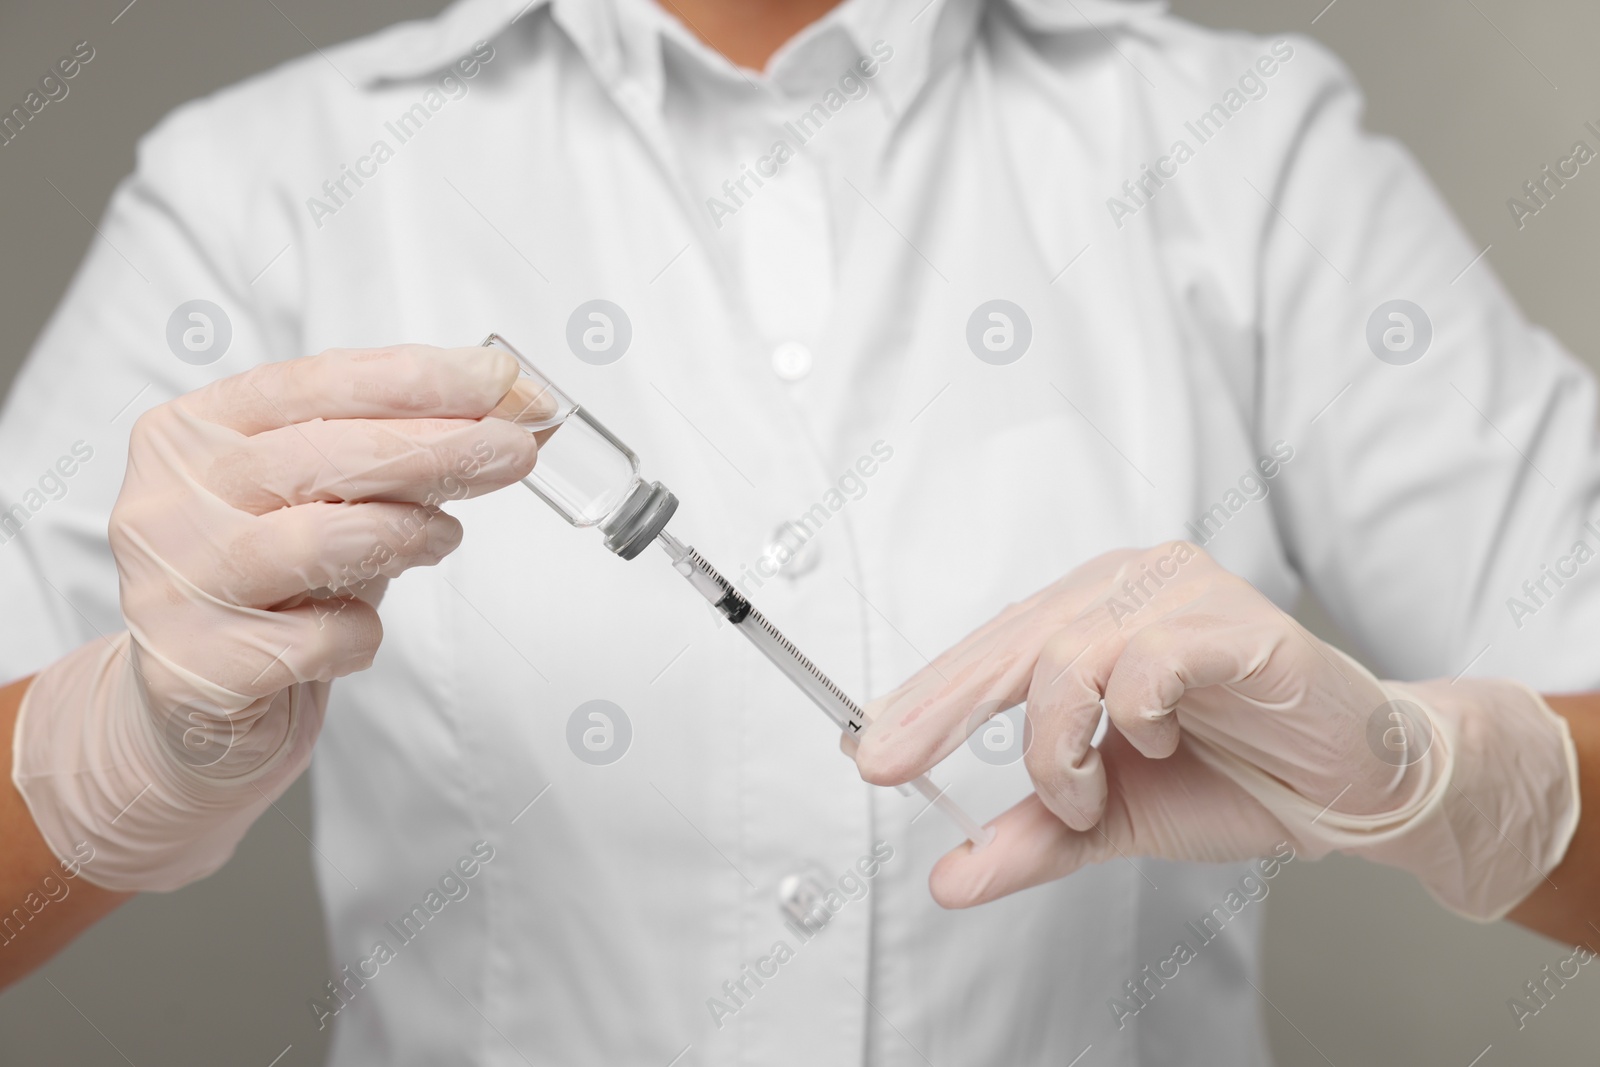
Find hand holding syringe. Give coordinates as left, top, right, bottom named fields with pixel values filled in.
left=483, top=334, right=994, bottom=849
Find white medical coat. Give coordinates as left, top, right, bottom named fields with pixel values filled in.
left=4, top=0, right=1600, bottom=1063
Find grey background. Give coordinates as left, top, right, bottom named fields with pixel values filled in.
left=1, top=0, right=1597, bottom=1063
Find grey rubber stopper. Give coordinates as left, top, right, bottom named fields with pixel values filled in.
left=600, top=480, right=679, bottom=560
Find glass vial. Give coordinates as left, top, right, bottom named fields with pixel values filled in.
left=482, top=334, right=677, bottom=559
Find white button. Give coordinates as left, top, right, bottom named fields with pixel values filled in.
left=777, top=865, right=832, bottom=929
left=761, top=520, right=821, bottom=579
left=770, top=342, right=813, bottom=382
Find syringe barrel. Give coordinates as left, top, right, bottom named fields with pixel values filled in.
left=483, top=334, right=676, bottom=558
left=656, top=533, right=994, bottom=850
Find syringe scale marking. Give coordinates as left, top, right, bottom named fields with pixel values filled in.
left=679, top=545, right=866, bottom=732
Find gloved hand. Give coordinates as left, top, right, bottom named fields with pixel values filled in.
left=11, top=345, right=538, bottom=892
left=852, top=543, right=1581, bottom=920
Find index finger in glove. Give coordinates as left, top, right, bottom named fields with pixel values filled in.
left=175, top=345, right=518, bottom=434
left=202, top=416, right=539, bottom=512
left=852, top=549, right=1137, bottom=788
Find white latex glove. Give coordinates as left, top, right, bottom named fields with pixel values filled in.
left=852, top=543, right=1580, bottom=920
left=12, top=345, right=538, bottom=891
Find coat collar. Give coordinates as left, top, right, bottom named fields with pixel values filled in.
left=342, top=0, right=1166, bottom=113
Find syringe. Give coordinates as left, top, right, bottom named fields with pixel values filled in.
left=482, top=333, right=993, bottom=849
left=654, top=529, right=995, bottom=849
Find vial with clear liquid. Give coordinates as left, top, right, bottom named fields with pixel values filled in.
left=481, top=334, right=678, bottom=559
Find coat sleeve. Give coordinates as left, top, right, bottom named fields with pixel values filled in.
left=1248, top=37, right=1600, bottom=689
